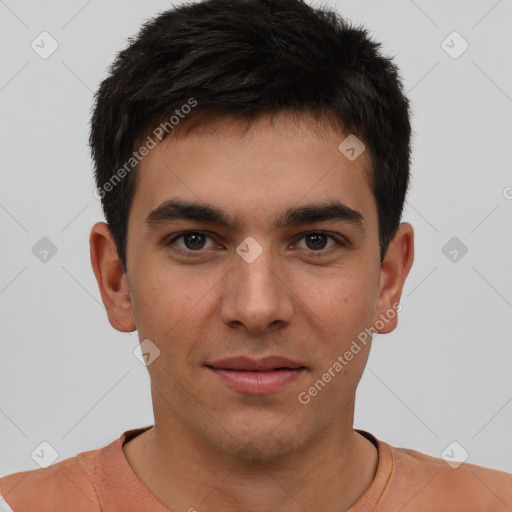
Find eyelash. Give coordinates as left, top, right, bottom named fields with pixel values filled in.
left=165, top=231, right=347, bottom=259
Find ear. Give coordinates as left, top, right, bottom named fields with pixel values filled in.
left=89, top=222, right=136, bottom=332
left=374, top=222, right=414, bottom=334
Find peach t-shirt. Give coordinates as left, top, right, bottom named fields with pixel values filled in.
left=1, top=426, right=511, bottom=511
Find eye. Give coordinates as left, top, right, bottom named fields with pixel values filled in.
left=294, top=232, right=346, bottom=257
left=166, top=231, right=217, bottom=256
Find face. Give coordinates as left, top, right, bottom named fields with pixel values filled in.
left=100, top=113, right=409, bottom=460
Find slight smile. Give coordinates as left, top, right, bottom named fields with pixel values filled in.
left=206, top=356, right=307, bottom=394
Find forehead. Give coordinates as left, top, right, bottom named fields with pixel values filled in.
left=129, top=113, right=377, bottom=232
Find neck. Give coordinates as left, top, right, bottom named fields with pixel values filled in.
left=123, top=410, right=378, bottom=511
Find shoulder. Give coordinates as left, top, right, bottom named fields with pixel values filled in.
left=0, top=426, right=152, bottom=512
left=0, top=445, right=102, bottom=512
left=382, top=442, right=512, bottom=511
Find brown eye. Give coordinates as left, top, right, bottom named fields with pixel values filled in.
left=182, top=232, right=207, bottom=250
left=304, top=233, right=329, bottom=250
left=167, top=231, right=217, bottom=255
left=295, top=232, right=342, bottom=252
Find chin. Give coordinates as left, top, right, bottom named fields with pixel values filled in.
left=227, top=435, right=300, bottom=462
left=211, top=417, right=309, bottom=463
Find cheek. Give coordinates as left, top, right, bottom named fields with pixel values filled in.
left=297, top=283, right=375, bottom=410
left=129, top=269, right=199, bottom=344
left=131, top=272, right=221, bottom=379
left=301, top=270, right=378, bottom=334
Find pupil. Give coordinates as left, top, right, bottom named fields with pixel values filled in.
left=185, top=232, right=204, bottom=250
left=306, top=233, right=326, bottom=250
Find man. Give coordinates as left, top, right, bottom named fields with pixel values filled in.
left=1, top=0, right=510, bottom=510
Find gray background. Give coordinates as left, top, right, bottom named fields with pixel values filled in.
left=1, top=0, right=511, bottom=479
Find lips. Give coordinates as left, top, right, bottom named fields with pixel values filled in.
left=206, top=356, right=306, bottom=394
left=206, top=356, right=305, bottom=372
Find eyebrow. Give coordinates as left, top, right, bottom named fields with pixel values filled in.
left=145, top=198, right=365, bottom=232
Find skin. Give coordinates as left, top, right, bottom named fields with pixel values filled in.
left=90, top=113, right=414, bottom=511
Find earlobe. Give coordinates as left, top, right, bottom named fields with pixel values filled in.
left=375, top=222, right=414, bottom=334
left=89, top=222, right=136, bottom=332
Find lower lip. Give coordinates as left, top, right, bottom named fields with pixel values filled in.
left=207, top=367, right=305, bottom=394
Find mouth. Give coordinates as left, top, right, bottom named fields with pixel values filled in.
left=205, top=356, right=307, bottom=394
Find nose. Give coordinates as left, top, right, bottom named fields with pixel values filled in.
left=219, top=243, right=294, bottom=335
